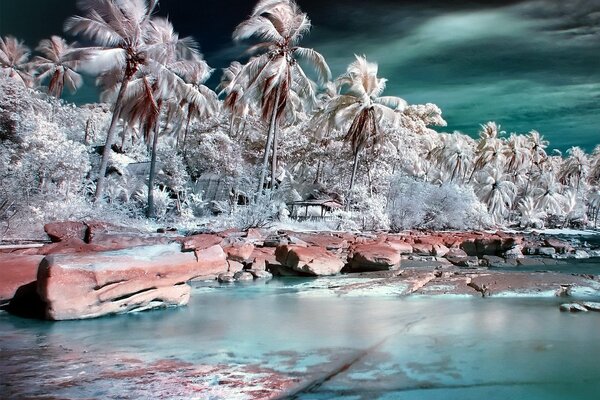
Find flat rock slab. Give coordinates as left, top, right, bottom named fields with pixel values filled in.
left=469, top=272, right=600, bottom=297
left=0, top=254, right=44, bottom=303
left=275, top=245, right=345, bottom=276
left=37, top=243, right=227, bottom=320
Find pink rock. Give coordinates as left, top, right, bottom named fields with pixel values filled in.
left=0, top=254, right=44, bottom=302
left=297, top=233, right=349, bottom=250
left=179, top=234, right=223, bottom=252
left=350, top=243, right=401, bottom=271
left=223, top=242, right=255, bottom=262
left=432, top=244, right=450, bottom=257
left=385, top=239, right=413, bottom=254
left=44, top=221, right=87, bottom=242
left=275, top=245, right=345, bottom=276
left=412, top=243, right=434, bottom=256
left=249, top=247, right=276, bottom=271
left=37, top=243, right=227, bottom=320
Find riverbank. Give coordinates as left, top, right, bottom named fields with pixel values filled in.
left=1, top=221, right=600, bottom=319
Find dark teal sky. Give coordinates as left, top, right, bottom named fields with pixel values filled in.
left=1, top=0, right=599, bottom=152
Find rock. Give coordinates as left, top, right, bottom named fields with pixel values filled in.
left=0, top=255, right=44, bottom=303
left=267, top=262, right=307, bottom=276
left=555, top=284, right=572, bottom=297
left=191, top=245, right=228, bottom=276
left=446, top=256, right=480, bottom=268
left=445, top=248, right=468, bottom=258
left=545, top=238, right=574, bottom=254
left=560, top=303, right=588, bottom=312
left=84, top=221, right=143, bottom=242
left=432, top=244, right=449, bottom=257
left=386, top=240, right=413, bottom=254
left=44, top=221, right=87, bottom=242
left=248, top=247, right=276, bottom=271
left=298, top=234, right=349, bottom=251
left=581, top=302, right=600, bottom=311
left=248, top=269, right=273, bottom=281
left=482, top=255, right=517, bottom=268
left=275, top=245, right=345, bottom=276
left=503, top=245, right=524, bottom=259
left=218, top=273, right=236, bottom=283
left=537, top=247, right=556, bottom=257
left=287, top=236, right=309, bottom=247
left=233, top=271, right=254, bottom=281
left=227, top=260, right=244, bottom=273
left=37, top=243, right=227, bottom=320
left=412, top=243, right=434, bottom=256
left=245, top=228, right=266, bottom=241
left=223, top=242, right=255, bottom=262
left=179, top=234, right=223, bottom=252
left=86, top=233, right=173, bottom=251
left=349, top=243, right=401, bottom=272
left=264, top=234, right=288, bottom=247
left=574, top=250, right=590, bottom=259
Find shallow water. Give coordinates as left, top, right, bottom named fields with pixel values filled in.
left=1, top=277, right=600, bottom=399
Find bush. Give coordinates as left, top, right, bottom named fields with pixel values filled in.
left=387, top=175, right=490, bottom=231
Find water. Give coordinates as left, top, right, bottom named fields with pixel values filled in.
left=1, top=277, right=600, bottom=399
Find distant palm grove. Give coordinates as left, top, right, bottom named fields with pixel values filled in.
left=1, top=0, right=599, bottom=237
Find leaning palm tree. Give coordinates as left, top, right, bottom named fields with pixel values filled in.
left=232, top=0, right=331, bottom=193
left=31, top=36, right=83, bottom=98
left=0, top=36, right=32, bottom=87
left=311, top=55, right=407, bottom=206
left=218, top=61, right=251, bottom=137
left=65, top=0, right=159, bottom=201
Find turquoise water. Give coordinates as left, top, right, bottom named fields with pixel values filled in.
left=1, top=277, right=600, bottom=399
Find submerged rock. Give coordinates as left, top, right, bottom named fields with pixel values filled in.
left=218, top=273, right=236, bottom=283
left=37, top=243, right=227, bottom=320
left=560, top=303, right=588, bottom=312
left=233, top=271, right=254, bottom=281
left=581, top=302, right=600, bottom=311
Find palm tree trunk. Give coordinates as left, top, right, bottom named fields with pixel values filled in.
left=257, top=84, right=282, bottom=197
left=94, top=76, right=131, bottom=201
left=270, top=117, right=280, bottom=191
left=347, top=151, right=360, bottom=211
left=147, top=119, right=161, bottom=219
left=182, top=113, right=192, bottom=157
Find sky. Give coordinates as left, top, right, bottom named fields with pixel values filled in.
left=1, top=0, right=599, bottom=152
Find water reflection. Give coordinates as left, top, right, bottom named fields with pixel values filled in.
left=1, top=278, right=600, bottom=399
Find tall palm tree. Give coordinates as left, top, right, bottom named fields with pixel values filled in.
left=120, top=17, right=218, bottom=218
left=469, top=122, right=505, bottom=182
left=430, top=133, right=474, bottom=183
left=559, top=146, right=589, bottom=193
left=232, top=0, right=331, bottom=193
left=475, top=167, right=516, bottom=225
left=65, top=0, right=159, bottom=201
left=218, top=61, right=251, bottom=137
left=0, top=36, right=32, bottom=87
left=31, top=36, right=83, bottom=98
left=311, top=55, right=406, bottom=207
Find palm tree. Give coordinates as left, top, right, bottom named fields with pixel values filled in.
left=65, top=0, right=159, bottom=201
left=533, top=172, right=565, bottom=216
left=120, top=17, right=217, bottom=218
left=31, top=36, right=83, bottom=98
left=0, top=36, right=32, bottom=87
left=232, top=0, right=331, bottom=193
left=559, top=146, right=589, bottom=193
left=469, top=122, right=504, bottom=182
left=218, top=61, right=251, bottom=137
left=475, top=167, right=516, bottom=225
left=430, top=133, right=474, bottom=183
left=311, top=55, right=406, bottom=207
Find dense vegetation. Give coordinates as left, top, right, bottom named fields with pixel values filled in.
left=1, top=0, right=599, bottom=238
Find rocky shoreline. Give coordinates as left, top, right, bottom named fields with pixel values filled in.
left=1, top=221, right=600, bottom=320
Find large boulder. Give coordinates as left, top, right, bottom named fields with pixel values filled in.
left=275, top=245, right=344, bottom=276
left=37, top=243, right=227, bottom=320
left=44, top=221, right=87, bottom=242
left=0, top=254, right=44, bottom=304
left=349, top=243, right=401, bottom=272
